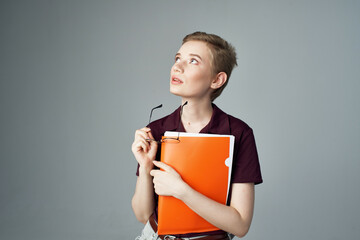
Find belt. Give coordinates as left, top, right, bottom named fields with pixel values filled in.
left=149, top=214, right=229, bottom=240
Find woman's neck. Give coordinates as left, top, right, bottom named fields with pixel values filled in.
left=181, top=98, right=213, bottom=133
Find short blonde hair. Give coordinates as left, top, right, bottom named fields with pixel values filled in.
left=183, top=32, right=237, bottom=101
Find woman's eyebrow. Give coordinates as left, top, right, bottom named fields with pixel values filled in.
left=175, top=53, right=202, bottom=60
left=189, top=54, right=202, bottom=60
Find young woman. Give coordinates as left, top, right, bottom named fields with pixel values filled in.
left=132, top=32, right=262, bottom=240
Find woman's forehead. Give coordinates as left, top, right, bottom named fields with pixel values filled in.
left=178, top=41, right=212, bottom=59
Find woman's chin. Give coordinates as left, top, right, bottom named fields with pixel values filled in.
left=170, top=88, right=183, bottom=97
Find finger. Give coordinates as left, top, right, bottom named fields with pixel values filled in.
left=136, top=129, right=156, bottom=144
left=147, top=131, right=155, bottom=140
left=136, top=136, right=150, bottom=146
left=141, top=127, right=151, bottom=133
left=135, top=129, right=151, bottom=140
left=135, top=127, right=151, bottom=137
left=149, top=169, right=160, bottom=177
left=152, top=161, right=176, bottom=174
left=134, top=140, right=149, bottom=153
left=148, top=142, right=158, bottom=156
left=148, top=139, right=158, bottom=149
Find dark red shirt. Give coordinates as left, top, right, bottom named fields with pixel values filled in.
left=136, top=104, right=263, bottom=237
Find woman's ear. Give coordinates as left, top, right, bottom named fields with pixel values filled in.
left=211, top=72, right=227, bottom=90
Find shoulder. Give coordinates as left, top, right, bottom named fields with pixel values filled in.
left=214, top=104, right=253, bottom=137
left=227, top=114, right=253, bottom=136
left=227, top=114, right=256, bottom=150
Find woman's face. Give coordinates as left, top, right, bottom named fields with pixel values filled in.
left=170, top=41, right=216, bottom=101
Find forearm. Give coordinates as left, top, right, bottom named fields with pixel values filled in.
left=150, top=161, right=255, bottom=237
left=131, top=166, right=155, bottom=224
left=177, top=184, right=253, bottom=238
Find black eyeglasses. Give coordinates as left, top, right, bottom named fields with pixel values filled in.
left=146, top=101, right=188, bottom=144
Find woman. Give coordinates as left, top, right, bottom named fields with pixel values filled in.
left=132, top=32, right=262, bottom=240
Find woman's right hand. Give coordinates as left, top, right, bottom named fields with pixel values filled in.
left=131, top=127, right=158, bottom=174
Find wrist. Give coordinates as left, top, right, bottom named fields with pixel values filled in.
left=175, top=180, right=191, bottom=200
left=138, top=164, right=153, bottom=176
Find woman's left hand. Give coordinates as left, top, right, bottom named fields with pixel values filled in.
left=150, top=161, right=188, bottom=198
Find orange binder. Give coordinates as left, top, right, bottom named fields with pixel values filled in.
left=158, top=131, right=234, bottom=235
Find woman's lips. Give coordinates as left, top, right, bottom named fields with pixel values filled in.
left=171, top=77, right=183, bottom=85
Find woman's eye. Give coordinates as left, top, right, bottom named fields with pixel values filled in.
left=175, top=57, right=180, bottom=63
left=190, top=59, right=198, bottom=64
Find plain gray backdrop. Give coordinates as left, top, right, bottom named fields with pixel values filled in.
left=1, top=0, right=359, bottom=239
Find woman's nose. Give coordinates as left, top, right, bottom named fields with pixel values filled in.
left=173, top=61, right=184, bottom=73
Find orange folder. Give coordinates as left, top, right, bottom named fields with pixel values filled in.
left=157, top=131, right=234, bottom=235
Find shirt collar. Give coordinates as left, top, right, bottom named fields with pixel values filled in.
left=163, top=103, right=231, bottom=134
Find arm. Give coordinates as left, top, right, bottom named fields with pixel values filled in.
left=150, top=161, right=255, bottom=238
left=131, top=127, right=158, bottom=224
left=131, top=167, right=156, bottom=224
left=180, top=183, right=254, bottom=238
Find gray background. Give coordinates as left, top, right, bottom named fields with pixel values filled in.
left=1, top=0, right=359, bottom=239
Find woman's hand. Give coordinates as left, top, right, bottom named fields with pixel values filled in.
left=150, top=161, right=188, bottom=198
left=131, top=127, right=158, bottom=174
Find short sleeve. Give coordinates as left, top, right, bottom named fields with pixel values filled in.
left=231, top=128, right=263, bottom=185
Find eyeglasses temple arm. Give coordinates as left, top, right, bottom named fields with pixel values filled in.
left=149, top=104, right=163, bottom=124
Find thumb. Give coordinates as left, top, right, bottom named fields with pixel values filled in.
left=153, top=161, right=178, bottom=175
left=148, top=140, right=158, bottom=153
